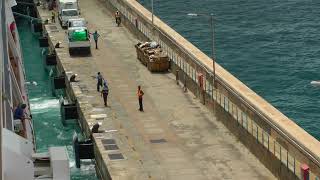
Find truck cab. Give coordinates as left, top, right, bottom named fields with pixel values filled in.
left=57, top=0, right=79, bottom=11
left=59, top=9, right=79, bottom=29
left=67, top=18, right=87, bottom=29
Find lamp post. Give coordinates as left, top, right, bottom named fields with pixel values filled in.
left=151, top=0, right=154, bottom=25
left=187, top=12, right=216, bottom=109
left=187, top=13, right=215, bottom=88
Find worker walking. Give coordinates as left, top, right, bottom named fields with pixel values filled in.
left=137, top=85, right=144, bottom=111
left=92, top=30, right=100, bottom=49
left=51, top=11, right=55, bottom=23
left=101, top=84, right=109, bottom=107
left=96, top=72, right=103, bottom=92
left=115, top=11, right=121, bottom=26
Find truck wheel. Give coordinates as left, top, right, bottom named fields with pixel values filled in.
left=69, top=49, right=73, bottom=55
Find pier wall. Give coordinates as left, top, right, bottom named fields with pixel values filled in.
left=44, top=33, right=111, bottom=179
left=102, top=0, right=320, bottom=179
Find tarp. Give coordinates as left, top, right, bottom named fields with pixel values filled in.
left=71, top=29, right=87, bottom=41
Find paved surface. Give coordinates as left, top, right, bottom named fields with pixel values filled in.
left=37, top=0, right=276, bottom=179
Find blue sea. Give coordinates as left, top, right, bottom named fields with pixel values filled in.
left=139, top=0, right=320, bottom=139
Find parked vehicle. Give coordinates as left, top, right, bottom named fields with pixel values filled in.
left=67, top=26, right=91, bottom=55
left=57, top=0, right=79, bottom=12
left=57, top=0, right=80, bottom=28
left=67, top=18, right=87, bottom=28
left=59, top=9, right=79, bottom=28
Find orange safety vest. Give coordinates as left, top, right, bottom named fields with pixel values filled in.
left=137, top=89, right=144, bottom=98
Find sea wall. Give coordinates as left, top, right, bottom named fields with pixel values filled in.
left=101, top=0, right=320, bottom=179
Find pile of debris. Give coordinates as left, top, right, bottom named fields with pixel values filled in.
left=135, top=41, right=170, bottom=72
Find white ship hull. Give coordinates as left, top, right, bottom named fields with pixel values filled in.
left=1, top=0, right=70, bottom=179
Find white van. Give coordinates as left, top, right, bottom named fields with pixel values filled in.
left=57, top=0, right=79, bottom=12
left=59, top=9, right=79, bottom=28
left=57, top=0, right=80, bottom=28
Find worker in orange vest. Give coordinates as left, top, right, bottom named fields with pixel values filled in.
left=137, top=85, right=144, bottom=111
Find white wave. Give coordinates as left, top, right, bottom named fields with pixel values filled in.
left=30, top=99, right=60, bottom=111
left=57, top=131, right=68, bottom=140
left=311, top=80, right=320, bottom=86
left=69, top=161, right=75, bottom=168
left=29, top=97, right=44, bottom=102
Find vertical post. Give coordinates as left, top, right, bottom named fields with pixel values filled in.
left=0, top=0, right=4, bottom=178
left=183, top=74, right=187, bottom=92
left=176, top=70, right=179, bottom=85
left=210, top=14, right=215, bottom=87
left=210, top=14, right=216, bottom=120
left=151, top=0, right=154, bottom=25
left=280, top=146, right=282, bottom=163
left=286, top=150, right=289, bottom=169
left=293, top=157, right=296, bottom=175
left=267, top=135, right=269, bottom=150
left=256, top=126, right=258, bottom=142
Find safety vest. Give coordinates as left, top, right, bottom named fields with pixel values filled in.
left=137, top=89, right=144, bottom=98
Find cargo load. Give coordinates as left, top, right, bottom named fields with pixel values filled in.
left=67, top=27, right=91, bottom=55
left=135, top=41, right=170, bottom=72
left=71, top=29, right=87, bottom=41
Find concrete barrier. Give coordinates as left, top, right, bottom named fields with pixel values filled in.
left=101, top=0, right=320, bottom=179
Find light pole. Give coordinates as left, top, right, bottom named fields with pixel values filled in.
left=187, top=12, right=216, bottom=109
left=187, top=13, right=215, bottom=87
left=151, top=0, right=154, bottom=25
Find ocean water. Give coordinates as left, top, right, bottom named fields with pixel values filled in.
left=139, top=0, right=320, bottom=140
left=17, top=19, right=98, bottom=180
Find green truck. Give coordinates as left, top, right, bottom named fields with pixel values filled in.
left=67, top=26, right=91, bottom=55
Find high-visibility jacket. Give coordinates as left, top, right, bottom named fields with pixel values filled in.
left=137, top=89, right=144, bottom=99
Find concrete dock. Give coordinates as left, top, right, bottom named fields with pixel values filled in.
left=36, top=0, right=276, bottom=179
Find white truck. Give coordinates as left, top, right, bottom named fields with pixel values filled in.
left=67, top=18, right=87, bottom=28
left=67, top=26, right=91, bottom=55
left=57, top=0, right=80, bottom=28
